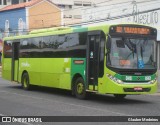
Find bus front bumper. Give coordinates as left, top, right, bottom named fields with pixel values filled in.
left=98, top=79, right=158, bottom=95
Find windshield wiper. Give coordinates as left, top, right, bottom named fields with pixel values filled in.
left=140, top=46, right=143, bottom=60
left=124, top=39, right=136, bottom=59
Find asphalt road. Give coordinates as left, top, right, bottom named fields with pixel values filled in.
left=0, top=77, right=160, bottom=125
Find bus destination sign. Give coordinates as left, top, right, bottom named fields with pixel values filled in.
left=116, top=26, right=150, bottom=35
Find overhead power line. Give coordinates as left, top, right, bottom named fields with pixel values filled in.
left=1, top=6, right=160, bottom=34
left=0, top=0, right=160, bottom=34
left=0, top=0, right=159, bottom=27
left=83, top=0, right=160, bottom=15
left=0, top=0, right=159, bottom=18
left=26, top=0, right=160, bottom=25
left=23, top=0, right=160, bottom=17
left=70, top=7, right=160, bottom=26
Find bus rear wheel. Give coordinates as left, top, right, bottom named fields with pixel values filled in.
left=74, top=77, right=86, bottom=99
left=114, top=94, right=126, bottom=99
left=22, top=73, right=31, bottom=90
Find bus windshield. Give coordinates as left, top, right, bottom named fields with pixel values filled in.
left=107, top=37, right=157, bottom=70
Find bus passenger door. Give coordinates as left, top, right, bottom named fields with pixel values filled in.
left=11, top=42, right=20, bottom=82
left=86, top=31, right=101, bottom=91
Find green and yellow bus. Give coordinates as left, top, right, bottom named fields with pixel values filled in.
left=2, top=24, right=158, bottom=99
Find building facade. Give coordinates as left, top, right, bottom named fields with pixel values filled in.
left=50, top=0, right=95, bottom=25
left=0, top=0, right=98, bottom=26
left=0, top=0, right=31, bottom=9
left=0, top=7, right=26, bottom=37
left=0, top=0, right=61, bottom=37
left=0, top=0, right=11, bottom=9
left=27, top=0, right=61, bottom=30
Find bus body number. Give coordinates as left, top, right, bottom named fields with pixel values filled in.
left=145, top=76, right=151, bottom=81
left=126, top=76, right=132, bottom=81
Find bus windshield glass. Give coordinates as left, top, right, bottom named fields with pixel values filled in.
left=107, top=37, right=157, bottom=69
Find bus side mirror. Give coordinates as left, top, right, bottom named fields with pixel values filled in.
left=106, top=34, right=111, bottom=50
left=106, top=36, right=111, bottom=49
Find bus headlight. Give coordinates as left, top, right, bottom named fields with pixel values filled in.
left=148, top=78, right=157, bottom=84
left=106, top=74, right=123, bottom=84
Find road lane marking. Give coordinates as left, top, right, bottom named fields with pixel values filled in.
left=0, top=90, right=130, bottom=116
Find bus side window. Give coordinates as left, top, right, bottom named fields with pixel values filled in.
left=67, top=33, right=79, bottom=47
left=20, top=39, right=29, bottom=49
left=68, top=32, right=87, bottom=58
left=30, top=37, right=41, bottom=49
left=99, top=32, right=105, bottom=77
left=4, top=41, right=12, bottom=58
left=58, top=35, right=69, bottom=49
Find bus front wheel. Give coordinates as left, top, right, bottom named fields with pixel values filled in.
left=74, top=77, right=86, bottom=99
left=22, top=73, right=31, bottom=90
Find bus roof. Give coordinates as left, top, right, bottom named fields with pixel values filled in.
left=3, top=23, right=156, bottom=41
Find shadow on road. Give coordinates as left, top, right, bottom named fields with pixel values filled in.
left=6, top=84, right=152, bottom=105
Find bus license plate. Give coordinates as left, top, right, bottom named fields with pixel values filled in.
left=134, top=87, right=143, bottom=91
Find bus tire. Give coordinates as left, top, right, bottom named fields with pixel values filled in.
left=74, top=77, right=86, bottom=99
left=22, top=73, right=31, bottom=90
left=114, top=94, right=126, bottom=99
